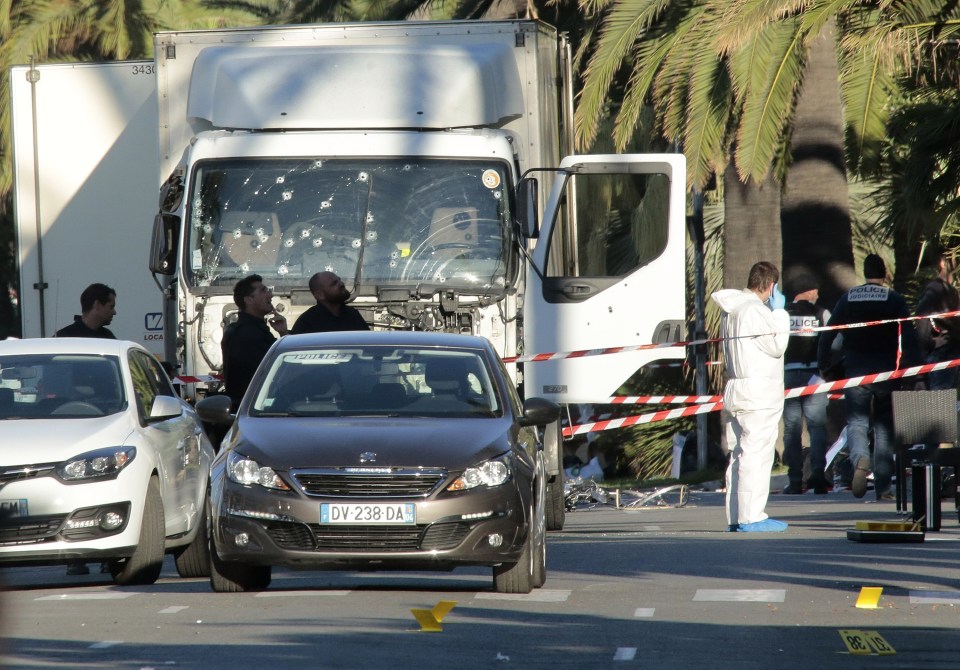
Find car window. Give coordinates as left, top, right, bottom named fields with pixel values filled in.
left=0, top=353, right=124, bottom=419
left=128, top=350, right=177, bottom=422
left=251, top=346, right=503, bottom=418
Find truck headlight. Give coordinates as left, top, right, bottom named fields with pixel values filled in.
left=448, top=456, right=511, bottom=491
left=227, top=451, right=290, bottom=491
left=57, top=447, right=136, bottom=482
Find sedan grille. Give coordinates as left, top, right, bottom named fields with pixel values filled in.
left=262, top=520, right=471, bottom=552
left=292, top=468, right=446, bottom=498
left=0, top=464, right=56, bottom=490
left=309, top=523, right=423, bottom=551
left=0, top=516, right=65, bottom=545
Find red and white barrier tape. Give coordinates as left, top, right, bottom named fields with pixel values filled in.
left=505, top=308, right=960, bottom=365
left=563, top=357, right=960, bottom=437
left=172, top=374, right=222, bottom=385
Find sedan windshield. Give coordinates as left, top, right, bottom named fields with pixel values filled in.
left=0, top=354, right=125, bottom=419
left=250, top=346, right=501, bottom=418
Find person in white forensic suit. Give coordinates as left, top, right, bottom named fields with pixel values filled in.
left=712, top=261, right=791, bottom=532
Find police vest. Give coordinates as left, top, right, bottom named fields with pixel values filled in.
left=785, top=301, right=827, bottom=368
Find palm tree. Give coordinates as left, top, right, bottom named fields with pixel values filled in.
left=574, top=0, right=960, bottom=298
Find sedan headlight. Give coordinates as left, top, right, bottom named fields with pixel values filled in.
left=227, top=451, right=290, bottom=491
left=447, top=456, right=511, bottom=492
left=57, top=447, right=136, bottom=482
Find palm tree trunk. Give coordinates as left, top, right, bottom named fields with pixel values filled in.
left=722, top=171, right=781, bottom=289
left=780, top=19, right=856, bottom=306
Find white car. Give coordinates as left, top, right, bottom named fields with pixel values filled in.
left=0, top=338, right=214, bottom=585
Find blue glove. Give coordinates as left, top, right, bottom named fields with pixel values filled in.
left=768, top=282, right=786, bottom=310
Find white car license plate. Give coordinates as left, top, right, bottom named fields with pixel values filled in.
left=320, top=503, right=415, bottom=525
left=0, top=499, right=28, bottom=518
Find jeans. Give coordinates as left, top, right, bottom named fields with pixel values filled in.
left=923, top=345, right=960, bottom=391
left=782, top=368, right=828, bottom=485
left=844, top=381, right=897, bottom=495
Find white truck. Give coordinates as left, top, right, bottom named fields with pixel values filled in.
left=12, top=19, right=688, bottom=529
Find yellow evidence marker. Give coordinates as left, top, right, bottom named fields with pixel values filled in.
left=855, top=586, right=883, bottom=609
left=410, top=600, right=458, bottom=632
left=838, top=629, right=896, bottom=655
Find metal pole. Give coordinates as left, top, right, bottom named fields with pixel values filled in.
left=27, top=56, right=48, bottom=336
left=687, top=189, right=708, bottom=471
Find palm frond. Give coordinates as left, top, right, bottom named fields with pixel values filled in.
left=731, top=18, right=805, bottom=183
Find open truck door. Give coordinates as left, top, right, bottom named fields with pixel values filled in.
left=521, top=154, right=687, bottom=530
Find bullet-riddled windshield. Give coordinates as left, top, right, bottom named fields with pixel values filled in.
left=185, top=158, right=513, bottom=296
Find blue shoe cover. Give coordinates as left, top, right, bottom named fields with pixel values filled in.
left=737, top=518, right=787, bottom=532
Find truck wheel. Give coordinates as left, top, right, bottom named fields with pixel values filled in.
left=110, top=477, right=165, bottom=586
left=210, top=539, right=271, bottom=592
left=174, top=493, right=211, bottom=578
left=545, top=474, right=565, bottom=531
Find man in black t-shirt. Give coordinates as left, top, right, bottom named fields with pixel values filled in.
left=221, top=274, right=288, bottom=409
left=291, top=272, right=369, bottom=334
left=55, top=283, right=117, bottom=339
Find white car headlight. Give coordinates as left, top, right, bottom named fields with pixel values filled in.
left=448, top=457, right=511, bottom=492
left=57, top=447, right=136, bottom=482
left=227, top=451, right=290, bottom=491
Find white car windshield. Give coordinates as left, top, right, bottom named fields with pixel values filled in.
left=0, top=354, right=125, bottom=419
left=250, top=346, right=501, bottom=418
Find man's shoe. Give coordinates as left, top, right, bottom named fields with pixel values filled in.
left=807, top=476, right=831, bottom=495
left=726, top=524, right=739, bottom=532
left=737, top=518, right=788, bottom=532
left=782, top=482, right=804, bottom=495
left=876, top=490, right=895, bottom=502
left=851, top=456, right=870, bottom=499
left=66, top=561, right=89, bottom=576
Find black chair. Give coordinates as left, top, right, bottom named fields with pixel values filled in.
left=892, top=389, right=960, bottom=530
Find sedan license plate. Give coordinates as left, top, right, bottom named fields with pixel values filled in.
left=0, top=499, right=28, bottom=519
left=320, top=503, right=415, bottom=525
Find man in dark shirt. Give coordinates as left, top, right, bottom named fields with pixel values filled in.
left=221, top=274, right=288, bottom=409
left=55, top=282, right=117, bottom=576
left=817, top=254, right=920, bottom=501
left=292, top=271, right=369, bottom=334
left=55, top=283, right=117, bottom=339
left=781, top=274, right=831, bottom=494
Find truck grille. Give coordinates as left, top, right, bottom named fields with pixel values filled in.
left=292, top=468, right=446, bottom=498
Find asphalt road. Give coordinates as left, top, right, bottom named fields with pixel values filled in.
left=1, top=485, right=958, bottom=669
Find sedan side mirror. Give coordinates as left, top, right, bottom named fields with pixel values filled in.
left=196, top=394, right=235, bottom=425
left=149, top=394, right=184, bottom=422
left=519, top=396, right=561, bottom=427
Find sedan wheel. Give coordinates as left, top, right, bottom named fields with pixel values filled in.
left=210, top=535, right=272, bottom=592
left=110, top=477, right=165, bottom=586
left=174, top=492, right=211, bottom=578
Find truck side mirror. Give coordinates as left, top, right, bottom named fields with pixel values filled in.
left=516, top=177, right=539, bottom=238
left=149, top=213, right=180, bottom=275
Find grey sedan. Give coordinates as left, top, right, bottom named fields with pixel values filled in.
left=197, top=331, right=559, bottom=593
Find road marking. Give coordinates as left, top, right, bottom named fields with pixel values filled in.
left=909, top=590, right=960, bottom=604
left=254, top=590, right=350, bottom=597
left=89, top=641, right=122, bottom=649
left=633, top=607, right=656, bottom=617
left=613, top=647, right=637, bottom=661
left=35, top=593, right=136, bottom=601
left=855, top=586, right=883, bottom=609
left=693, top=589, right=785, bottom=602
left=475, top=589, right=571, bottom=602
left=158, top=606, right=189, bottom=614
